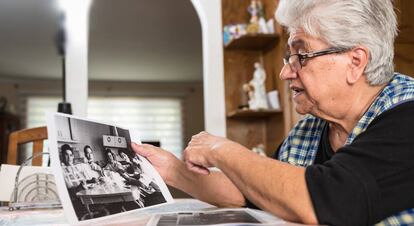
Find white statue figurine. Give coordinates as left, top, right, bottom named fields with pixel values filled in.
left=245, top=62, right=269, bottom=110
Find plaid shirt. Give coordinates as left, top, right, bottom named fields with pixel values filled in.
left=278, top=73, right=414, bottom=225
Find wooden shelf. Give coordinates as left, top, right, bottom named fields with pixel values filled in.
left=224, top=34, right=279, bottom=50
left=222, top=0, right=286, bottom=155
left=227, top=109, right=282, bottom=119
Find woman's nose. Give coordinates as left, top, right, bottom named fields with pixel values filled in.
left=279, top=64, right=298, bottom=81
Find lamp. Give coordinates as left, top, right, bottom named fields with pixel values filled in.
left=55, top=12, right=72, bottom=115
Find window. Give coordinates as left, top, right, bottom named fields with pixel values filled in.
left=87, top=97, right=184, bottom=158
left=26, top=97, right=60, bottom=127
left=26, top=96, right=184, bottom=162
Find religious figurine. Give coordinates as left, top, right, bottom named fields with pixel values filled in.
left=247, top=0, right=264, bottom=34
left=243, top=62, right=269, bottom=110
left=247, top=0, right=260, bottom=24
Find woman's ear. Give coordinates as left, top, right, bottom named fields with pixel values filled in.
left=347, top=47, right=369, bottom=84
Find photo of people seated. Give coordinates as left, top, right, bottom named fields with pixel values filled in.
left=55, top=115, right=167, bottom=221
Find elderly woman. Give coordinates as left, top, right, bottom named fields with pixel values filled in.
left=132, top=0, right=414, bottom=225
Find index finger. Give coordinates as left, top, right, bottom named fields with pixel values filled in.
left=131, top=142, right=156, bottom=157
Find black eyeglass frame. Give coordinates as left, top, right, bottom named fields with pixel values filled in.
left=283, top=47, right=349, bottom=71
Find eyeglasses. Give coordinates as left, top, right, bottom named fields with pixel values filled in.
left=283, top=47, right=349, bottom=72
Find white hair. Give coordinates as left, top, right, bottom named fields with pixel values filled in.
left=275, top=0, right=398, bottom=85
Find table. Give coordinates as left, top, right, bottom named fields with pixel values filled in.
left=76, top=183, right=142, bottom=219
left=0, top=199, right=307, bottom=226
left=0, top=199, right=213, bottom=226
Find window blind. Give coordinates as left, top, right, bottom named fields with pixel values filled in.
left=26, top=96, right=184, bottom=162
left=87, top=97, right=184, bottom=158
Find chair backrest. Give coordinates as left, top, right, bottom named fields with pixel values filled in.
left=7, top=126, right=48, bottom=166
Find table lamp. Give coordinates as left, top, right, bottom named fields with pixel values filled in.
left=55, top=13, right=72, bottom=115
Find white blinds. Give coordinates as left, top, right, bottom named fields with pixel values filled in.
left=26, top=97, right=61, bottom=128
left=26, top=96, right=184, bottom=159
left=87, top=97, right=184, bottom=158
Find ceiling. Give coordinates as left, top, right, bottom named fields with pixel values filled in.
left=0, top=0, right=203, bottom=82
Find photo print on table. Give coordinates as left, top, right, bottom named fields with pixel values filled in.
left=146, top=208, right=287, bottom=226
left=47, top=113, right=173, bottom=224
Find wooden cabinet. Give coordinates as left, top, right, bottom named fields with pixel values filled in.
left=0, top=113, right=20, bottom=164
left=222, top=0, right=294, bottom=156
left=394, top=0, right=414, bottom=77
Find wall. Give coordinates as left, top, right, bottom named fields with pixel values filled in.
left=56, top=116, right=134, bottom=166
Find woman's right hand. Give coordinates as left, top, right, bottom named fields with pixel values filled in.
left=131, top=142, right=179, bottom=184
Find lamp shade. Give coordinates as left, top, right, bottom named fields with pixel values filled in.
left=57, top=102, right=72, bottom=114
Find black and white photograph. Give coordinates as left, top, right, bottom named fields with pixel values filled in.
left=47, top=113, right=173, bottom=223
left=148, top=209, right=275, bottom=226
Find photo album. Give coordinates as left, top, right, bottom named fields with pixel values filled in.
left=46, top=113, right=173, bottom=224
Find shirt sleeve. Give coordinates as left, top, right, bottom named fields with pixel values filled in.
left=305, top=101, right=414, bottom=225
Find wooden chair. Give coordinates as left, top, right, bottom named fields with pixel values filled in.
left=7, top=126, right=48, bottom=166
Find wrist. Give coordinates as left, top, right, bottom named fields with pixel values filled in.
left=210, top=140, right=238, bottom=167
left=166, top=159, right=187, bottom=188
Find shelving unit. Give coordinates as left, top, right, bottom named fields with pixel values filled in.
left=394, top=0, right=414, bottom=77
left=222, top=0, right=292, bottom=156
left=57, top=139, right=79, bottom=144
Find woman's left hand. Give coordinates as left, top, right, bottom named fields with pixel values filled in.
left=183, top=131, right=233, bottom=175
